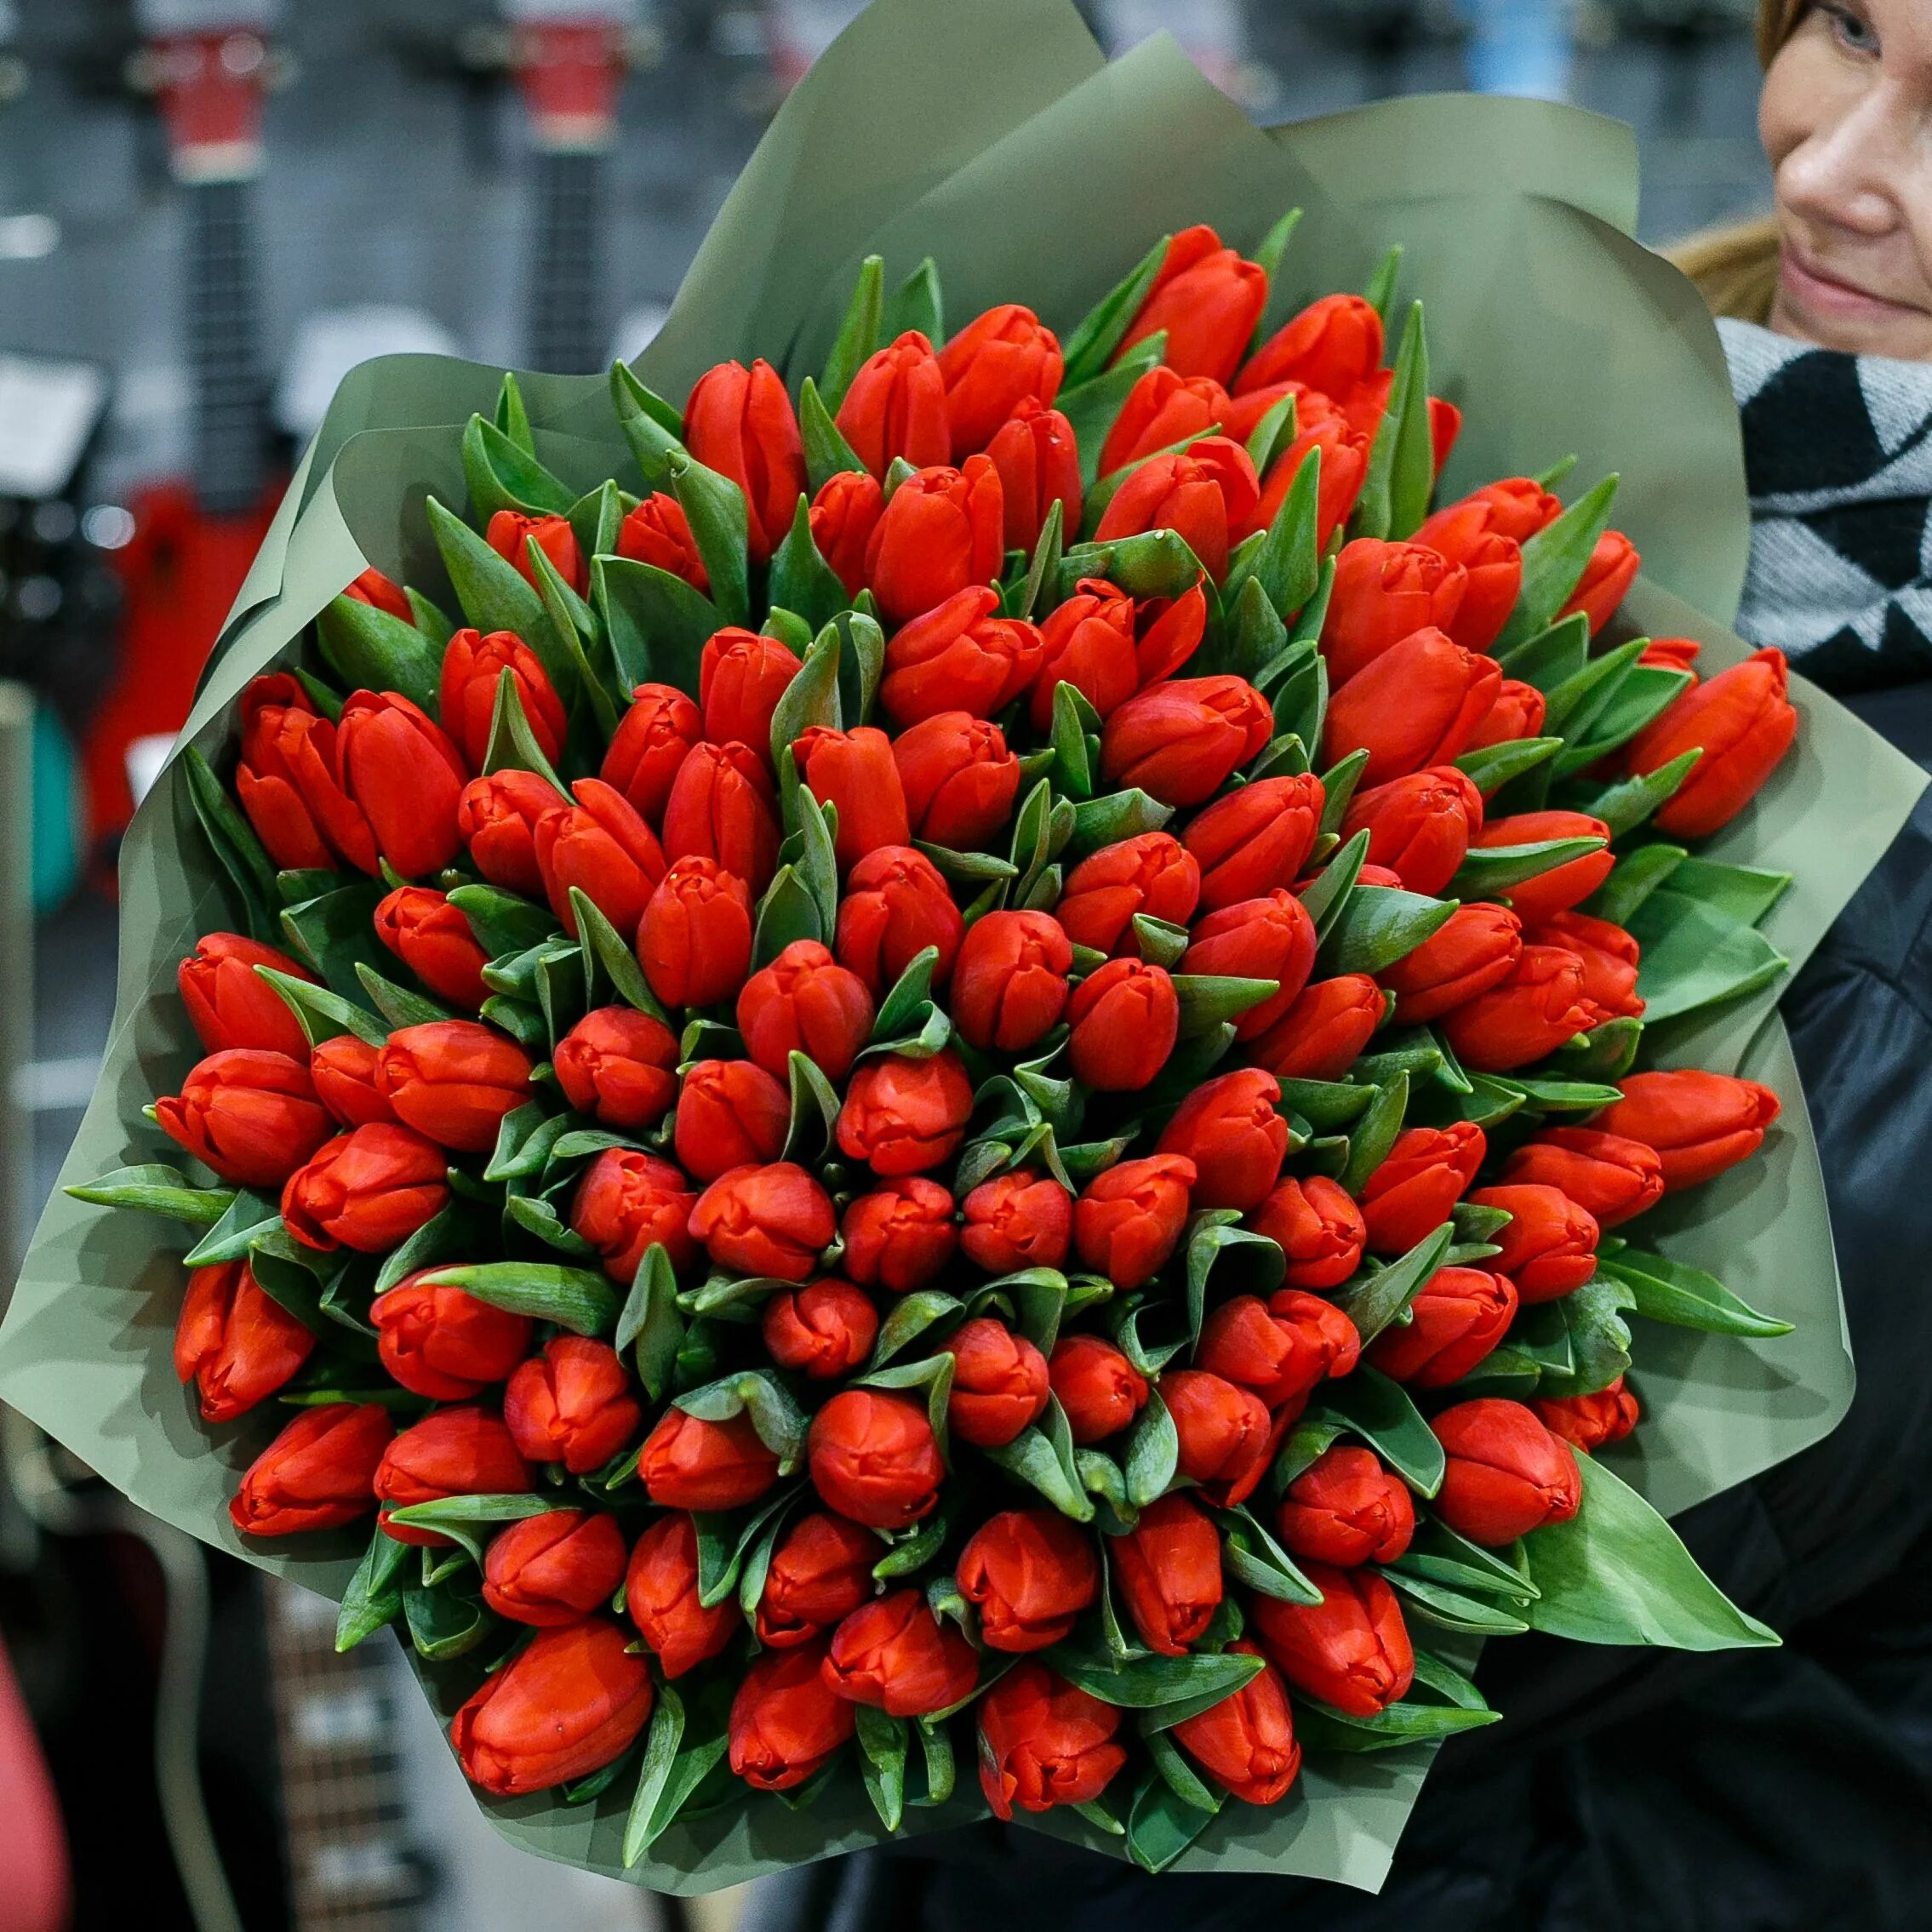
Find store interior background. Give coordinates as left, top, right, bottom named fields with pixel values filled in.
left=0, top=2, right=1769, bottom=1929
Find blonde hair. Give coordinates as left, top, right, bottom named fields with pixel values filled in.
left=1668, top=0, right=1811, bottom=320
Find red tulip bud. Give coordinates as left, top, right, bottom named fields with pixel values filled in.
left=1180, top=889, right=1318, bottom=1039
left=1534, top=1376, right=1639, bottom=1451
left=837, top=329, right=952, bottom=476
left=486, top=509, right=586, bottom=597
left=1416, top=477, right=1562, bottom=550
left=334, top=689, right=468, bottom=880
left=1471, top=809, right=1612, bottom=924
left=689, top=1161, right=837, bottom=1281
left=1463, top=673, right=1546, bottom=751
left=1438, top=943, right=1604, bottom=1072
left=1250, top=1177, right=1366, bottom=1291
left=737, top=939, right=875, bottom=1083
left=961, top=1169, right=1072, bottom=1273
left=1196, top=1289, right=1361, bottom=1409
left=1100, top=673, right=1272, bottom=807
left=952, top=910, right=1072, bottom=1051
left=1529, top=909, right=1643, bottom=1021
left=177, top=932, right=313, bottom=1059
left=1249, top=1562, right=1414, bottom=1717
left=840, top=1179, right=957, bottom=1295
left=157, top=1049, right=332, bottom=1188
left=942, top=1317, right=1050, bottom=1447
left=229, top=1401, right=393, bottom=1536
left=1156, top=1067, right=1289, bottom=1211
left=729, top=1638, right=855, bottom=1791
left=343, top=566, right=412, bottom=620
left=823, top=1589, right=978, bottom=1717
left=1240, top=419, right=1369, bottom=550
left=1323, top=627, right=1503, bottom=787
left=374, top=885, right=490, bottom=1009
left=837, top=1050, right=975, bottom=1176
left=375, top=1405, right=532, bottom=1546
left=835, top=844, right=965, bottom=993
left=1094, top=437, right=1260, bottom=580
left=937, top=303, right=1064, bottom=455
left=1162, top=1368, right=1273, bottom=1507
left=808, top=1388, right=944, bottom=1529
left=809, top=470, right=885, bottom=597
left=699, top=626, right=798, bottom=761
left=1171, top=1641, right=1301, bottom=1804
left=483, top=1509, right=628, bottom=1626
left=235, top=675, right=375, bottom=872
left=1276, top=1446, right=1414, bottom=1565
left=602, top=682, right=701, bottom=825
left=570, top=1147, right=700, bottom=1281
left=1322, top=540, right=1470, bottom=687
left=1628, top=648, right=1799, bottom=837
left=1501, top=1128, right=1665, bottom=1227
left=1072, top=1153, right=1197, bottom=1290
left=675, top=1058, right=791, bottom=1181
left=535, top=776, right=667, bottom=940
left=638, top=1406, right=779, bottom=1512
left=506, top=1336, right=643, bottom=1475
left=1238, top=292, right=1384, bottom=399
left=985, top=397, right=1082, bottom=552
left=892, top=711, right=1020, bottom=850
left=1102, top=369, right=1232, bottom=477
left=1065, top=957, right=1180, bottom=1090
left=1055, top=832, right=1202, bottom=956
left=281, top=1123, right=450, bottom=1252
left=762, top=1278, right=878, bottom=1381
left=1558, top=529, right=1640, bottom=635
left=175, top=1260, right=315, bottom=1422
left=1359, top=1120, right=1487, bottom=1254
left=370, top=1270, right=533, bottom=1402
left=683, top=357, right=806, bottom=564
left=1249, top=974, right=1387, bottom=1082
left=1595, top=1068, right=1781, bottom=1190
left=865, top=460, right=1007, bottom=626
left=956, top=1508, right=1099, bottom=1652
left=1377, top=903, right=1523, bottom=1025
left=637, top=858, right=755, bottom=1012
left=879, top=584, right=1042, bottom=726
left=1431, top=1398, right=1582, bottom=1543
left=1112, top=1492, right=1224, bottom=1655
left=757, top=1512, right=879, bottom=1648
left=627, top=1511, right=741, bottom=1675
left=1466, top=1182, right=1599, bottom=1302
left=1118, top=225, right=1266, bottom=386
left=1183, top=774, right=1323, bottom=912
left=456, top=768, right=559, bottom=898
left=660, top=740, right=780, bottom=895
left=976, top=1661, right=1125, bottom=1820
left=796, top=723, right=912, bottom=866
left=375, top=1020, right=533, bottom=1153
left=1342, top=767, right=1485, bottom=899
left=1047, top=1334, right=1149, bottom=1445
left=439, top=627, right=565, bottom=770
left=1368, top=1265, right=1518, bottom=1386
left=617, top=493, right=708, bottom=591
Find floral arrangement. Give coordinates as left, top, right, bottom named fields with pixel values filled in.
left=63, top=214, right=1809, bottom=1876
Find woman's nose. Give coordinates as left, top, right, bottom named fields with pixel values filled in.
left=1780, top=85, right=1912, bottom=238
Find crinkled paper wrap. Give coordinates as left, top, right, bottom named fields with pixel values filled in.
left=2, top=0, right=1923, bottom=1895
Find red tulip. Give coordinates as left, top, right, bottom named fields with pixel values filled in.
left=1416, top=476, right=1563, bottom=550
left=343, top=566, right=412, bottom=620
left=1056, top=832, right=1201, bottom=956
left=674, top=1058, right=790, bottom=1181
left=370, top=1270, right=532, bottom=1402
left=1100, top=366, right=1232, bottom=475
left=865, top=459, right=1006, bottom=626
left=943, top=1317, right=1050, bottom=1448
left=837, top=329, right=951, bottom=476
left=1072, top=1153, right=1197, bottom=1290
left=1377, top=902, right=1523, bottom=1026
left=1196, top=1289, right=1362, bottom=1409
left=1112, top=1493, right=1224, bottom=1655
left=455, top=768, right=560, bottom=899
left=835, top=844, right=965, bottom=992
left=1431, top=1398, right=1582, bottom=1543
left=1171, top=1643, right=1301, bottom=1805
left=757, top=1512, right=879, bottom=1648
left=796, top=724, right=912, bottom=867
left=1065, top=957, right=1180, bottom=1091
left=1501, top=1128, right=1665, bottom=1228
left=1180, top=889, right=1318, bottom=1039
left=375, top=1020, right=532, bottom=1153
left=1466, top=1182, right=1599, bottom=1302
left=1530, top=909, right=1643, bottom=1021
left=1368, top=1265, right=1518, bottom=1386
left=808, top=1388, right=944, bottom=1528
left=638, top=857, right=755, bottom=1010
left=962, top=1169, right=1072, bottom=1273
left=156, top=1049, right=331, bottom=1188
left=700, top=626, right=799, bottom=760
left=1276, top=1446, right=1414, bottom=1565
left=1117, top=225, right=1266, bottom=385
left=1162, top=1368, right=1273, bottom=1506
left=837, top=1051, right=974, bottom=1177
left=1029, top=580, right=1137, bottom=727
left=1249, top=1176, right=1366, bottom=1291
left=1535, top=1376, right=1640, bottom=1451
left=235, top=674, right=375, bottom=872
left=1093, top=437, right=1260, bottom=580
left=374, top=885, right=490, bottom=1009
left=1464, top=674, right=1546, bottom=751
left=839, top=1179, right=957, bottom=1295
left=1239, top=419, right=1370, bottom=550
left=375, top=1405, right=532, bottom=1546
left=1626, top=648, right=1798, bottom=838
left=1100, top=674, right=1272, bottom=807
left=937, top=303, right=1064, bottom=456
left=534, top=776, right=667, bottom=940
left=1048, top=1334, right=1148, bottom=1446
left=952, top=910, right=1072, bottom=1052
left=985, top=398, right=1082, bottom=552
left=660, top=740, right=781, bottom=895
left=1183, top=774, right=1323, bottom=912
left=1238, top=292, right=1384, bottom=399
left=1157, top=1067, right=1289, bottom=1211
left=1249, top=1563, right=1414, bottom=1717
left=570, top=1147, right=700, bottom=1281
left=637, top=1406, right=779, bottom=1511
left=683, top=357, right=807, bottom=564
left=1471, top=809, right=1612, bottom=924
left=1558, top=529, right=1641, bottom=635
left=977, top=1663, right=1124, bottom=1820
left=1323, top=627, right=1503, bottom=787
left=1438, top=944, right=1603, bottom=1072
left=1643, top=637, right=1703, bottom=677
left=1249, top=971, right=1386, bottom=1082
left=334, top=689, right=468, bottom=880
left=809, top=470, right=885, bottom=597
left=617, top=492, right=709, bottom=591
left=602, top=682, right=701, bottom=825
left=824, top=1590, right=978, bottom=1717
left=892, top=711, right=1020, bottom=849
left=1342, top=767, right=1485, bottom=900
left=879, top=584, right=1043, bottom=727
left=505, top=1336, right=643, bottom=1475
left=1595, top=1068, right=1781, bottom=1190
left=229, top=1402, right=393, bottom=1536
left=452, top=1620, right=651, bottom=1796
left=956, top=1509, right=1099, bottom=1652
left=281, top=1123, right=450, bottom=1252
left=175, top=1260, right=315, bottom=1422
left=627, top=1511, right=742, bottom=1676
left=483, top=1509, right=628, bottom=1626
left=737, top=939, right=874, bottom=1083
left=689, top=1162, right=837, bottom=1281
left=438, top=627, right=565, bottom=771
left=762, top=1278, right=878, bottom=1380
left=177, top=932, right=313, bottom=1059
left=486, top=509, right=586, bottom=597
left=1323, top=540, right=1470, bottom=687
left=729, top=1639, right=855, bottom=1791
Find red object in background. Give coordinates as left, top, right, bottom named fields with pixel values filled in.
left=511, top=17, right=626, bottom=149
left=0, top=1633, right=69, bottom=1932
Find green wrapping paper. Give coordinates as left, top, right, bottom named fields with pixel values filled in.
left=2, top=0, right=1926, bottom=1894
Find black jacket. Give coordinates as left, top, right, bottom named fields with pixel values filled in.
left=788, top=683, right=1932, bottom=1932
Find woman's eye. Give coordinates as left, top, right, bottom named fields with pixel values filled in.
left=1827, top=3, right=1881, bottom=54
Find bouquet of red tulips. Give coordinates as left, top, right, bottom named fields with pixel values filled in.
left=7, top=0, right=1923, bottom=1895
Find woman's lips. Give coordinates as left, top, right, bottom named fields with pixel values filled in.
left=1781, top=245, right=1927, bottom=322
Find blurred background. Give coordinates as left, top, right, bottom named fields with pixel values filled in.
left=0, top=2, right=1766, bottom=1929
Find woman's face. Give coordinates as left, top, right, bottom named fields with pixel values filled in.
left=1763, top=0, right=1932, bottom=359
